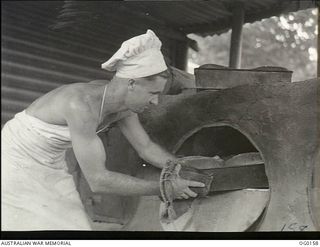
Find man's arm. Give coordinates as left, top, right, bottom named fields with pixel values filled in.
left=65, top=100, right=159, bottom=196
left=118, top=113, right=205, bottom=199
left=117, top=113, right=175, bottom=169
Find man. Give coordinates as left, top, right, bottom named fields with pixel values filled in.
left=1, top=30, right=204, bottom=230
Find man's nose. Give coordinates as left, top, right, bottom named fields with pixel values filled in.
left=150, top=96, right=159, bottom=105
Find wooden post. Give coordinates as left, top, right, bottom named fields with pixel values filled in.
left=174, top=40, right=188, bottom=71
left=317, top=5, right=320, bottom=77
left=229, top=3, right=245, bottom=69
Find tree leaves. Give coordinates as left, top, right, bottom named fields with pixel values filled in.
left=188, top=9, right=317, bottom=81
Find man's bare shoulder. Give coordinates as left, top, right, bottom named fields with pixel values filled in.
left=64, top=98, right=99, bottom=132
left=62, top=84, right=99, bottom=122
left=67, top=95, right=89, bottom=112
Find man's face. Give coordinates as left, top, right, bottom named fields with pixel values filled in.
left=125, top=73, right=168, bottom=113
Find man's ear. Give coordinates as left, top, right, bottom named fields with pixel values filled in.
left=128, top=79, right=136, bottom=91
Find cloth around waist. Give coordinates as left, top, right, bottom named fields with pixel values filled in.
left=2, top=111, right=72, bottom=169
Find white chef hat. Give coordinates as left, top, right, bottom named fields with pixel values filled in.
left=101, top=29, right=167, bottom=78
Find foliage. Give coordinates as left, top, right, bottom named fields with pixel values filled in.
left=188, top=8, right=317, bottom=81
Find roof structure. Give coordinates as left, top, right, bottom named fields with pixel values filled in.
left=51, top=0, right=317, bottom=39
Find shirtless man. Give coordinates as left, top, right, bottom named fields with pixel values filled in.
left=1, top=30, right=204, bottom=230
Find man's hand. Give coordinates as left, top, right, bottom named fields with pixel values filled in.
left=160, top=161, right=209, bottom=204
left=171, top=164, right=205, bottom=200
left=159, top=160, right=214, bottom=222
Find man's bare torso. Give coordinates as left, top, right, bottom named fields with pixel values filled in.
left=26, top=80, right=108, bottom=127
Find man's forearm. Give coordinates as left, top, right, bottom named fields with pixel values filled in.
left=90, top=170, right=160, bottom=196
left=140, top=142, right=176, bottom=168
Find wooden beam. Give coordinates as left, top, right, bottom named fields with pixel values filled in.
left=317, top=5, right=320, bottom=77
left=173, top=40, right=188, bottom=70
left=229, top=3, right=244, bottom=69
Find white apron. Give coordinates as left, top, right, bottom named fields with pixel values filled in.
left=1, top=110, right=91, bottom=230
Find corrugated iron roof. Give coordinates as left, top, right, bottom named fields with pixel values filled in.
left=50, top=0, right=317, bottom=38
left=6, top=1, right=314, bottom=51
